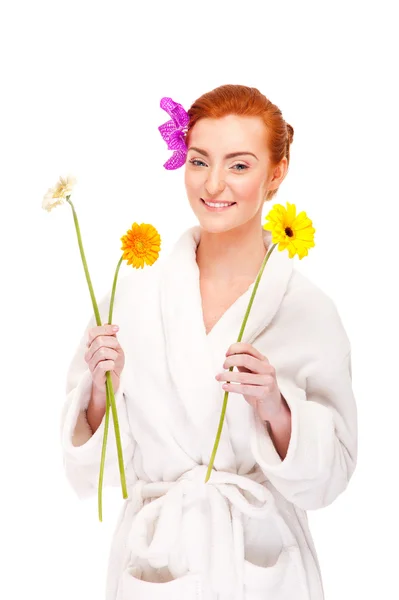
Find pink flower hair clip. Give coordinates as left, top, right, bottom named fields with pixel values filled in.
left=158, top=97, right=189, bottom=170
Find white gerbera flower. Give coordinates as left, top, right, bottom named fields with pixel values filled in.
left=42, top=175, right=77, bottom=212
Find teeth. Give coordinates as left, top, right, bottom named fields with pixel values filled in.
left=204, top=201, right=234, bottom=207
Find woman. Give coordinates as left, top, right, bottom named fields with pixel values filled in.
left=61, top=84, right=357, bottom=600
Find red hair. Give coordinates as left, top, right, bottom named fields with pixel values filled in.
left=185, top=84, right=294, bottom=201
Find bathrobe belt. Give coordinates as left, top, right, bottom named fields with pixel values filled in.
left=125, top=464, right=292, bottom=600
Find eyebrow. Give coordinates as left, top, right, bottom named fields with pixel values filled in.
left=188, top=146, right=259, bottom=161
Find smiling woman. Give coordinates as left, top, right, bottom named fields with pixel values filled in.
left=61, top=84, right=357, bottom=600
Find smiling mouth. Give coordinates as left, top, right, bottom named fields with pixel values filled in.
left=200, top=198, right=237, bottom=208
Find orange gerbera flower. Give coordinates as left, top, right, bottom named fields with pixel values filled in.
left=120, top=223, right=161, bottom=268
left=97, top=222, right=161, bottom=520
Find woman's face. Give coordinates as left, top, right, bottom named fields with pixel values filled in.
left=184, top=114, right=286, bottom=233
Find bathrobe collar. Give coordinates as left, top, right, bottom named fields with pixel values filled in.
left=159, top=225, right=294, bottom=447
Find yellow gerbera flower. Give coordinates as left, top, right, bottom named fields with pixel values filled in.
left=42, top=175, right=77, bottom=212
left=263, top=201, right=315, bottom=259
left=120, top=222, right=161, bottom=268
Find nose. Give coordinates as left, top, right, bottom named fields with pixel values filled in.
left=204, top=166, right=226, bottom=197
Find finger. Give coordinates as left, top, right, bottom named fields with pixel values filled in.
left=85, top=335, right=121, bottom=362
left=217, top=371, right=269, bottom=385
left=222, top=382, right=270, bottom=398
left=226, top=342, right=268, bottom=363
left=88, top=347, right=119, bottom=373
left=92, top=360, right=116, bottom=387
left=224, top=353, right=273, bottom=375
left=86, top=324, right=119, bottom=347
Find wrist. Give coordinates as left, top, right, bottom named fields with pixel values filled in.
left=263, top=394, right=291, bottom=429
left=262, top=394, right=292, bottom=460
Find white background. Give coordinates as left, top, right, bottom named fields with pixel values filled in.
left=1, top=1, right=398, bottom=598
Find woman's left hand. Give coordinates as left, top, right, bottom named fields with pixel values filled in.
left=215, top=342, right=286, bottom=422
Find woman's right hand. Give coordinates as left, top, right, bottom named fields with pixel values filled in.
left=84, top=324, right=125, bottom=400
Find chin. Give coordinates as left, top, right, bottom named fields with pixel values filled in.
left=196, top=219, right=241, bottom=235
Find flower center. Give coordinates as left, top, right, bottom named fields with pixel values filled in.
left=135, top=240, right=145, bottom=255
left=285, top=226, right=293, bottom=237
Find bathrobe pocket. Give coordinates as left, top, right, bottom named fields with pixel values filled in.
left=116, top=566, right=204, bottom=600
left=243, top=544, right=308, bottom=600
left=239, top=495, right=310, bottom=600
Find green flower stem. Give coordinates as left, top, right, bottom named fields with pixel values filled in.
left=98, top=387, right=111, bottom=521
left=205, top=243, right=277, bottom=483
left=108, top=256, right=124, bottom=320
left=97, top=256, right=127, bottom=520
left=66, top=197, right=101, bottom=326
left=98, top=257, right=127, bottom=520
left=65, top=197, right=127, bottom=519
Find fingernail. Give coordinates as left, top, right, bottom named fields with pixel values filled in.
left=112, top=325, right=119, bottom=331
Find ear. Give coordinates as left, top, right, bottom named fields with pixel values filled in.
left=269, top=157, right=288, bottom=190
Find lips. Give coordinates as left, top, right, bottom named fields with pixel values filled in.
left=201, top=198, right=236, bottom=206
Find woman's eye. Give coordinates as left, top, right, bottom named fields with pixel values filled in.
left=188, top=159, right=248, bottom=171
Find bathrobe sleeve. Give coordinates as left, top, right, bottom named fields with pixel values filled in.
left=60, top=284, right=136, bottom=500
left=250, top=308, right=357, bottom=511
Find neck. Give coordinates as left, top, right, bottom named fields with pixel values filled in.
left=196, top=221, right=269, bottom=283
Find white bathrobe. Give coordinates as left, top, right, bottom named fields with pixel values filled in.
left=61, top=225, right=357, bottom=600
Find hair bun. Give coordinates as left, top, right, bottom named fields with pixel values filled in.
left=286, top=123, right=294, bottom=144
